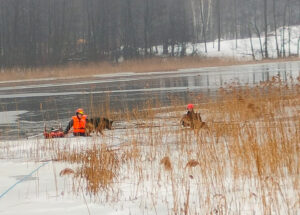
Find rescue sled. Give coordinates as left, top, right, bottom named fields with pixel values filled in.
left=43, top=124, right=65, bottom=139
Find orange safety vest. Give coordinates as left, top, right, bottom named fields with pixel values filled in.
left=72, top=115, right=87, bottom=133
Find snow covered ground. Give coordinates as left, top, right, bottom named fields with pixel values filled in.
left=156, top=25, right=300, bottom=60
left=0, top=101, right=299, bottom=214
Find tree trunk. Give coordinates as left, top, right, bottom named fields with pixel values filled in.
left=263, top=0, right=268, bottom=58
left=199, top=0, right=207, bottom=53
left=216, top=0, right=221, bottom=51
left=288, top=4, right=292, bottom=56
left=163, top=41, right=168, bottom=55
left=234, top=0, right=238, bottom=48
left=282, top=1, right=289, bottom=58
left=254, top=19, right=264, bottom=59
left=144, top=0, right=149, bottom=56
left=248, top=24, right=255, bottom=60
left=272, top=0, right=280, bottom=58
left=86, top=0, right=97, bottom=60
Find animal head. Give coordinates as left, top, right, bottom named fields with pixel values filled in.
left=103, top=118, right=113, bottom=130
left=85, top=122, right=95, bottom=136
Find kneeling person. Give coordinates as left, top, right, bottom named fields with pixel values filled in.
left=64, top=108, right=88, bottom=136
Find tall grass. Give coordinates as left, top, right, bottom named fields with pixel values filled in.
left=52, top=76, right=299, bottom=213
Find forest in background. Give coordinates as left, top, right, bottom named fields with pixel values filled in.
left=0, top=0, right=300, bottom=67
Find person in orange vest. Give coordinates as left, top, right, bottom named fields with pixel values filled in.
left=64, top=108, right=88, bottom=136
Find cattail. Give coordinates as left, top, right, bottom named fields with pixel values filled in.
left=185, top=160, right=199, bottom=169
left=160, top=156, right=172, bottom=171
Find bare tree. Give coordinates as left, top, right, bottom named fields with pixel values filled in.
left=263, top=0, right=269, bottom=58
left=253, top=5, right=265, bottom=59
left=216, top=0, right=221, bottom=51
left=248, top=24, right=256, bottom=60
left=282, top=0, right=290, bottom=58
left=273, top=0, right=281, bottom=57
left=199, top=0, right=208, bottom=52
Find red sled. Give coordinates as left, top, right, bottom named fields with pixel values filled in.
left=44, top=124, right=65, bottom=139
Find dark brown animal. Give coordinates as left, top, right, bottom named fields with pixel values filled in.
left=180, top=112, right=207, bottom=129
left=85, top=117, right=113, bottom=136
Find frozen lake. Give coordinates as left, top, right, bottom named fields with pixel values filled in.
left=0, top=61, right=299, bottom=140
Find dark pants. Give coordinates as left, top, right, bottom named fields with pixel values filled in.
left=73, top=132, right=86, bottom=136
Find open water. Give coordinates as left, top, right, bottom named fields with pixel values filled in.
left=0, top=61, right=299, bottom=140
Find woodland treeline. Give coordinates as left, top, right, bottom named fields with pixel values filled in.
left=0, top=0, right=299, bottom=67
